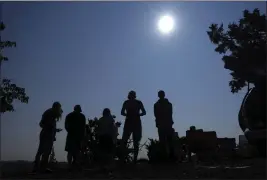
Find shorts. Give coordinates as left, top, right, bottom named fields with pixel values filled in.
left=122, top=119, right=142, bottom=143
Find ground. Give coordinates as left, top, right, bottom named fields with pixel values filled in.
left=1, top=158, right=266, bottom=179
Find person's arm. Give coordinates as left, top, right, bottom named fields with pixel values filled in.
left=39, top=111, right=52, bottom=129
left=139, top=101, right=146, bottom=116
left=65, top=115, right=70, bottom=133
left=82, top=115, right=86, bottom=137
left=39, top=113, right=45, bottom=128
left=170, top=102, right=173, bottom=124
left=121, top=101, right=127, bottom=116
left=154, top=103, right=159, bottom=127
left=170, top=103, right=173, bottom=116
left=153, top=103, right=157, bottom=118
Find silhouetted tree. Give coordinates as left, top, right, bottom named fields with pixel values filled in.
left=0, top=22, right=29, bottom=113
left=207, top=9, right=266, bottom=93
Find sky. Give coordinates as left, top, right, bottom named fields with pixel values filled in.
left=1, top=1, right=265, bottom=161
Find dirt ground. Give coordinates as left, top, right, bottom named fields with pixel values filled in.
left=1, top=158, right=266, bottom=179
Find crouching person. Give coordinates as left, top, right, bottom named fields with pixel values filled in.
left=96, top=108, right=116, bottom=176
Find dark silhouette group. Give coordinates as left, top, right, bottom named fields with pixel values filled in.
left=33, top=90, right=175, bottom=174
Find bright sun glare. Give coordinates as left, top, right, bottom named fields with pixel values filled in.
left=157, top=15, right=175, bottom=34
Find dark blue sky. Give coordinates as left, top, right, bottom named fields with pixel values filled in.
left=1, top=2, right=265, bottom=161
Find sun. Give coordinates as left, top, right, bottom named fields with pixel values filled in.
left=157, top=15, right=175, bottom=34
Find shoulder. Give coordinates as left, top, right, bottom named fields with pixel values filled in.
left=43, top=108, right=52, bottom=117
left=123, top=100, right=129, bottom=106
left=98, top=117, right=104, bottom=122
left=66, top=112, right=74, bottom=118
left=137, top=100, right=144, bottom=105
left=80, top=113, right=86, bottom=118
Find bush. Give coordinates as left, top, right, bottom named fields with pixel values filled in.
left=145, top=138, right=168, bottom=163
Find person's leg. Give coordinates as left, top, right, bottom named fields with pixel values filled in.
left=40, top=139, right=53, bottom=172
left=67, top=152, right=73, bottom=169
left=158, top=128, right=168, bottom=158
left=33, top=140, right=45, bottom=172
left=33, top=131, right=47, bottom=172
left=132, top=121, right=142, bottom=163
left=166, top=130, right=175, bottom=161
left=106, top=137, right=115, bottom=177
left=121, top=122, right=132, bottom=162
left=98, top=135, right=109, bottom=170
left=75, top=139, right=83, bottom=169
left=103, top=136, right=114, bottom=171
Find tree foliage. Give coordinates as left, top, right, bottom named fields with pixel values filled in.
left=207, top=9, right=266, bottom=93
left=0, top=22, right=29, bottom=113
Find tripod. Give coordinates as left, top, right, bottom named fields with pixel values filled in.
left=49, top=146, right=57, bottom=164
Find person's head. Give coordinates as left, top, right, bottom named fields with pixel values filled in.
left=52, top=102, right=62, bottom=120
left=189, top=126, right=196, bottom=131
left=74, top=105, right=82, bottom=113
left=128, top=90, right=136, bottom=100
left=103, top=108, right=111, bottom=117
left=158, top=90, right=165, bottom=99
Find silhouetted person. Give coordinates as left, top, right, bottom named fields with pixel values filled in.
left=154, top=90, right=174, bottom=161
left=121, top=91, right=146, bottom=163
left=65, top=105, right=86, bottom=170
left=189, top=126, right=196, bottom=131
left=96, top=108, right=116, bottom=176
left=33, top=102, right=63, bottom=173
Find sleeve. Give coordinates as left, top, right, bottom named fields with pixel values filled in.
left=139, top=100, right=146, bottom=111
left=121, top=101, right=127, bottom=115
left=65, top=114, right=70, bottom=132
left=82, top=115, right=86, bottom=135
left=39, top=113, right=45, bottom=128
left=39, top=111, right=51, bottom=129
left=154, top=103, right=157, bottom=118
left=169, top=102, right=173, bottom=116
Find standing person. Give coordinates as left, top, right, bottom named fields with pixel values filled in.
left=121, top=91, right=146, bottom=163
left=65, top=105, right=86, bottom=171
left=33, top=102, right=63, bottom=173
left=96, top=108, right=116, bottom=176
left=154, top=90, right=175, bottom=161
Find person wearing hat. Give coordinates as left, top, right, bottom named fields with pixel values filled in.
left=33, top=102, right=63, bottom=173
left=65, top=105, right=86, bottom=170
left=121, top=91, right=146, bottom=163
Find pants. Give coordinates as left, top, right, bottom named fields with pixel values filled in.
left=98, top=135, right=115, bottom=167
left=99, top=135, right=115, bottom=153
left=122, top=119, right=142, bottom=143
left=65, top=134, right=83, bottom=167
left=34, top=130, right=54, bottom=170
left=157, top=126, right=174, bottom=159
